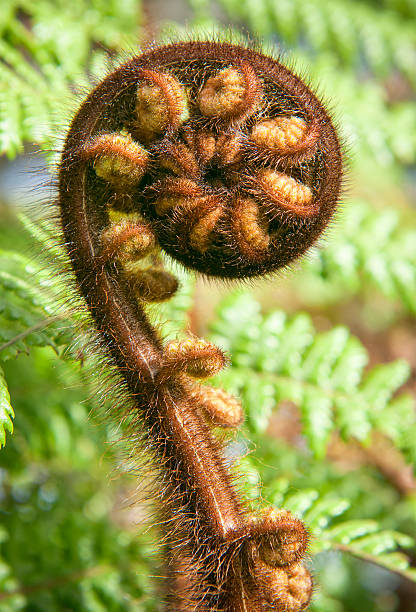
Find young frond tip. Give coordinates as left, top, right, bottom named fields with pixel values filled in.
left=58, top=39, right=343, bottom=610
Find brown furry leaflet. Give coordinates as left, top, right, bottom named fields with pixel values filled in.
left=58, top=40, right=342, bottom=611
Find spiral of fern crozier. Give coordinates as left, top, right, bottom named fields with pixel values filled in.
left=59, top=41, right=342, bottom=611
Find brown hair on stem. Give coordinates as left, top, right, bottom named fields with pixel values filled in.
left=58, top=39, right=342, bottom=611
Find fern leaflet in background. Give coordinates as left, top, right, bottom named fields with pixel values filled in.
left=210, top=292, right=415, bottom=460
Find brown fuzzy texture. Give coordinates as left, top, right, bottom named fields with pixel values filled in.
left=197, top=62, right=262, bottom=125
left=163, top=339, right=228, bottom=380
left=250, top=115, right=320, bottom=166
left=82, top=132, right=148, bottom=188
left=132, top=68, right=189, bottom=141
left=231, top=197, right=270, bottom=259
left=127, top=268, right=179, bottom=302
left=253, top=509, right=309, bottom=567
left=185, top=381, right=244, bottom=429
left=99, top=220, right=155, bottom=263
left=58, top=40, right=343, bottom=611
left=255, top=169, right=315, bottom=218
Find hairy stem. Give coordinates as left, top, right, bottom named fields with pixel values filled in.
left=58, top=39, right=342, bottom=610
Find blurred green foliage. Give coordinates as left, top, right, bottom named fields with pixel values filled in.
left=1, top=0, right=416, bottom=610
left=211, top=292, right=415, bottom=461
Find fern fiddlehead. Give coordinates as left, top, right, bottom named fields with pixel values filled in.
left=58, top=41, right=342, bottom=611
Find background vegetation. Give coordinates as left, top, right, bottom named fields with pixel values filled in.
left=0, top=1, right=416, bottom=610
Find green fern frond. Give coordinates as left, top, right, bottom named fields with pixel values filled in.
left=18, top=216, right=70, bottom=264
left=295, top=491, right=416, bottom=581
left=0, top=38, right=74, bottom=157
left=236, top=454, right=416, bottom=582
left=0, top=365, right=13, bottom=447
left=199, top=0, right=416, bottom=86
left=293, top=51, right=416, bottom=166
left=299, top=199, right=416, bottom=313
left=323, top=521, right=416, bottom=581
left=0, top=249, right=71, bottom=361
left=210, top=293, right=414, bottom=458
left=0, top=0, right=141, bottom=158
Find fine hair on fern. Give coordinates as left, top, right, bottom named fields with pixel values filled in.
left=55, top=37, right=343, bottom=611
